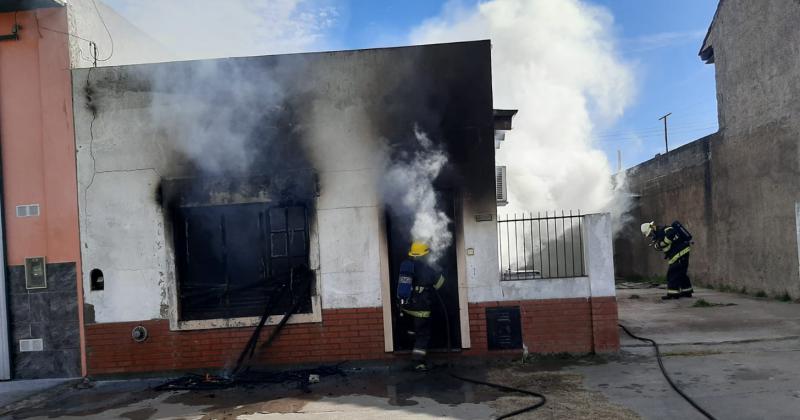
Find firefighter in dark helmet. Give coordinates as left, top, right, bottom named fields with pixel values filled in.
left=397, top=241, right=446, bottom=371
left=641, top=221, right=693, bottom=300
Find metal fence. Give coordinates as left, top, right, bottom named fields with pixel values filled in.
left=498, top=211, right=586, bottom=280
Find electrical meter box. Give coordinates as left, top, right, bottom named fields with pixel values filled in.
left=486, top=306, right=522, bottom=350
left=24, top=257, right=47, bottom=289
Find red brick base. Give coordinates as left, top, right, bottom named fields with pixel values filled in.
left=85, top=297, right=619, bottom=375
left=464, top=297, right=620, bottom=355
left=85, top=308, right=389, bottom=375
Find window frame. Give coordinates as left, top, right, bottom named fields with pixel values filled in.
left=167, top=203, right=322, bottom=331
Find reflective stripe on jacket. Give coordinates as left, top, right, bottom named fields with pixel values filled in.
left=402, top=308, right=431, bottom=318
left=668, top=246, right=691, bottom=264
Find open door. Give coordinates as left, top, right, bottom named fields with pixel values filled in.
left=386, top=190, right=461, bottom=352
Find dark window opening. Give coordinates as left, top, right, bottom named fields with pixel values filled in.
left=90, top=269, right=104, bottom=291
left=173, top=203, right=311, bottom=321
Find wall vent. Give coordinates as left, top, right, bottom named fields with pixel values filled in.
left=486, top=306, right=522, bottom=350
left=19, top=339, right=44, bottom=352
left=16, top=204, right=40, bottom=218
left=495, top=166, right=508, bottom=206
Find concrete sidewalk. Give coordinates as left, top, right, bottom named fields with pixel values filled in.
left=0, top=378, right=75, bottom=409
left=0, top=365, right=637, bottom=419
left=5, top=287, right=800, bottom=419
left=568, top=286, right=800, bottom=420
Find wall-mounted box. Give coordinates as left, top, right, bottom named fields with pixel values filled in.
left=24, top=257, right=47, bottom=289
left=486, top=306, right=522, bottom=350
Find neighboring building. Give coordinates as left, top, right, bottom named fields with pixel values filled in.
left=1, top=4, right=619, bottom=379
left=615, top=1, right=800, bottom=298
left=0, top=0, right=169, bottom=380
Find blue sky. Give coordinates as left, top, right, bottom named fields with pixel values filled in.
left=328, top=0, right=720, bottom=169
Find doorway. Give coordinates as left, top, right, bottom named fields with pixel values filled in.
left=385, top=190, right=461, bottom=352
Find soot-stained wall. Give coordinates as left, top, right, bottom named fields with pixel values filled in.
left=72, top=41, right=497, bottom=326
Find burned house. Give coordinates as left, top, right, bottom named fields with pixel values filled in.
left=1, top=7, right=620, bottom=378
left=68, top=41, right=620, bottom=375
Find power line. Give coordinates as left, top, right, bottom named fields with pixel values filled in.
left=593, top=119, right=718, bottom=138
left=90, top=0, right=114, bottom=62
left=597, top=125, right=717, bottom=143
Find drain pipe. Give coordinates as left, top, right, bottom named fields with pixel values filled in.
left=0, top=79, right=11, bottom=380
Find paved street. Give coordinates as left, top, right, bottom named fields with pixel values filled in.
left=3, top=287, right=800, bottom=419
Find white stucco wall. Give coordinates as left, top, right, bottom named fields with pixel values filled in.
left=72, top=44, right=614, bottom=329
left=73, top=71, right=389, bottom=322
left=467, top=212, right=616, bottom=302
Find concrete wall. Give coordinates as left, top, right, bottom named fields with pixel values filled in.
left=616, top=1, right=800, bottom=298
left=615, top=137, right=713, bottom=281
left=0, top=7, right=83, bottom=378
left=72, top=42, right=497, bottom=327
left=470, top=213, right=616, bottom=302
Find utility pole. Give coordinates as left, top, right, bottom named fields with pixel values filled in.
left=659, top=112, right=672, bottom=153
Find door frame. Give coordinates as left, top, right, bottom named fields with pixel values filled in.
left=378, top=194, right=471, bottom=352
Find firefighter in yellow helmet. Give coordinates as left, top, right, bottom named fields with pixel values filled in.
left=397, top=241, right=446, bottom=371
left=641, top=221, right=693, bottom=300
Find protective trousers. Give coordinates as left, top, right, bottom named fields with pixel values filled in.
left=666, top=255, right=692, bottom=295
left=410, top=315, right=432, bottom=362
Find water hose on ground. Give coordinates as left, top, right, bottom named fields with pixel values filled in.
left=435, top=289, right=547, bottom=419
left=618, top=323, right=716, bottom=420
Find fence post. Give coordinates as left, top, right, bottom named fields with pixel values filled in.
left=582, top=213, right=619, bottom=353
left=582, top=213, right=616, bottom=297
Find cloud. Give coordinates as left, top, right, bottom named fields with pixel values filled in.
left=102, top=0, right=338, bottom=60
left=622, top=29, right=707, bottom=53
left=410, top=0, right=635, bottom=215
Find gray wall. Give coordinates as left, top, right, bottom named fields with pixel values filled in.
left=615, top=0, right=800, bottom=297
left=7, top=263, right=81, bottom=378
left=615, top=137, right=713, bottom=283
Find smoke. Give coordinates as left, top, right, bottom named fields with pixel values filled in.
left=607, top=169, right=638, bottom=237
left=143, top=60, right=286, bottom=176
left=410, top=0, right=636, bottom=226
left=382, top=126, right=453, bottom=266
left=103, top=0, right=338, bottom=61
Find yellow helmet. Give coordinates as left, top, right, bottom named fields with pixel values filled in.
left=408, top=242, right=430, bottom=257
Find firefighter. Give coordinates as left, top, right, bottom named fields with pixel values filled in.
left=641, top=221, right=693, bottom=300
left=397, top=241, right=446, bottom=371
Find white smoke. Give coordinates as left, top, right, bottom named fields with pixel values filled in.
left=410, top=0, right=636, bottom=222
left=143, top=60, right=286, bottom=176
left=103, top=0, right=337, bottom=61
left=382, top=126, right=453, bottom=266
left=607, top=169, right=638, bottom=237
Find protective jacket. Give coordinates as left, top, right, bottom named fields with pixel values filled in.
left=653, top=225, right=691, bottom=265
left=400, top=259, right=445, bottom=319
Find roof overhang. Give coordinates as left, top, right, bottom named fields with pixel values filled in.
left=0, top=0, right=65, bottom=13
left=493, top=109, right=518, bottom=131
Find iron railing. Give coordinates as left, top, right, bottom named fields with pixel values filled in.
left=498, top=211, right=586, bottom=280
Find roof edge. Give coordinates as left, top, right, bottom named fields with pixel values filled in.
left=699, top=0, right=724, bottom=64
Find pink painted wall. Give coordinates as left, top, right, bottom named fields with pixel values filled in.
left=0, top=8, right=80, bottom=266
left=0, top=7, right=85, bottom=376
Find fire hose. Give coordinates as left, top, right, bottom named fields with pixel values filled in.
left=618, top=324, right=717, bottom=420
left=434, top=289, right=547, bottom=419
